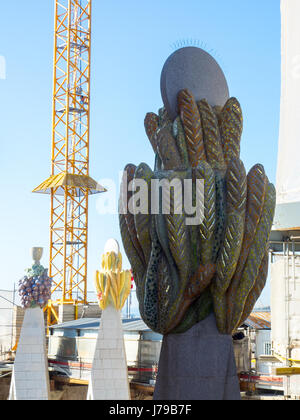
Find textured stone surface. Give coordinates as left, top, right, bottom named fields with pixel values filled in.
left=120, top=48, right=275, bottom=400
left=153, top=313, right=241, bottom=400
left=87, top=305, right=130, bottom=400
left=9, top=308, right=50, bottom=400
left=161, top=47, right=229, bottom=120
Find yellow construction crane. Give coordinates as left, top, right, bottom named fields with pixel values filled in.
left=33, top=0, right=106, bottom=326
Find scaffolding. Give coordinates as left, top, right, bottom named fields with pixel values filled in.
left=270, top=233, right=300, bottom=398
left=0, top=288, right=23, bottom=360
left=33, top=0, right=106, bottom=326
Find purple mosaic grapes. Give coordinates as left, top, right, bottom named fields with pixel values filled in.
left=18, top=270, right=52, bottom=309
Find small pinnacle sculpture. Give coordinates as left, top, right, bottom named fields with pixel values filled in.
left=88, top=239, right=131, bottom=400
left=9, top=247, right=50, bottom=400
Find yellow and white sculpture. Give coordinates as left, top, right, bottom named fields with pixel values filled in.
left=94, top=244, right=132, bottom=312
left=87, top=239, right=132, bottom=400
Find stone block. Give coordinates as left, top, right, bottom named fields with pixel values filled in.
left=103, top=359, right=112, bottom=369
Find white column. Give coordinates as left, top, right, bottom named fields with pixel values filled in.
left=9, top=307, right=50, bottom=400
left=87, top=305, right=130, bottom=400
left=277, top=0, right=300, bottom=205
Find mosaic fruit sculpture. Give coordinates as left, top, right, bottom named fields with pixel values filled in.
left=119, top=90, right=275, bottom=335
left=94, top=250, right=132, bottom=310
left=18, top=264, right=52, bottom=309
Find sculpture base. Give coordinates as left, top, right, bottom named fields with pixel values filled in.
left=87, top=305, right=130, bottom=400
left=9, top=308, right=49, bottom=400
left=154, top=313, right=241, bottom=400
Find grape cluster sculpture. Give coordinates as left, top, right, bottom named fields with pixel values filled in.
left=18, top=264, right=52, bottom=309
left=119, top=89, right=275, bottom=335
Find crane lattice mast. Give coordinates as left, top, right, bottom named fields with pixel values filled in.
left=33, top=0, right=105, bottom=325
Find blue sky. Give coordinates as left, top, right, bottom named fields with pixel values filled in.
left=0, top=0, right=281, bottom=309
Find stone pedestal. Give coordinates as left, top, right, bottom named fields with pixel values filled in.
left=87, top=305, right=130, bottom=400
left=9, top=307, right=50, bottom=400
left=154, top=313, right=241, bottom=400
